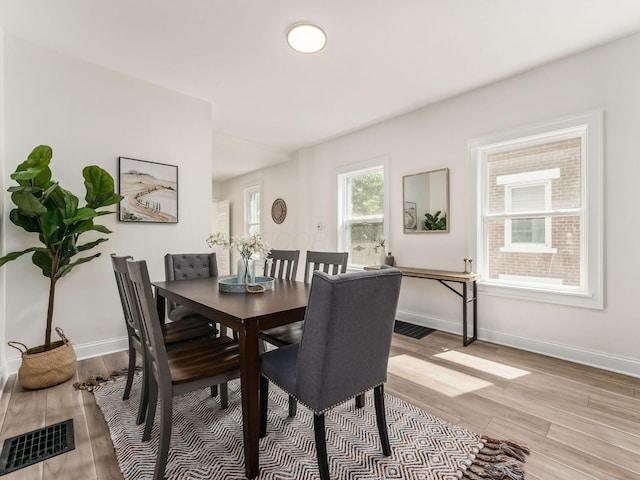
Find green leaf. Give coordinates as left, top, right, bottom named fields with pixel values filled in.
left=57, top=253, right=101, bottom=278
left=67, top=219, right=94, bottom=237
left=7, top=185, right=42, bottom=194
left=32, top=250, right=54, bottom=277
left=77, top=238, right=108, bottom=252
left=39, top=208, right=65, bottom=246
left=11, top=191, right=47, bottom=216
left=92, top=224, right=113, bottom=234
left=61, top=189, right=79, bottom=218
left=63, top=207, right=98, bottom=225
left=0, top=247, right=41, bottom=267
left=9, top=209, right=40, bottom=232
left=27, top=145, right=53, bottom=168
left=11, top=166, right=47, bottom=182
left=83, top=166, right=122, bottom=208
left=11, top=146, right=53, bottom=186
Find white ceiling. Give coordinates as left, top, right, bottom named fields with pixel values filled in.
left=2, top=0, right=640, bottom=181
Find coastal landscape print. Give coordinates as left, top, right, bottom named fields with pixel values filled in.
left=118, top=157, right=178, bottom=223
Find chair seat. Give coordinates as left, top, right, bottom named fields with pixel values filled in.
left=161, top=318, right=217, bottom=345
left=168, top=336, right=240, bottom=385
left=260, top=344, right=299, bottom=393
left=259, top=321, right=304, bottom=347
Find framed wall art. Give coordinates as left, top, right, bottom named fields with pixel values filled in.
left=404, top=201, right=417, bottom=230
left=118, top=157, right=178, bottom=223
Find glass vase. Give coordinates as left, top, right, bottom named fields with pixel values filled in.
left=237, top=256, right=255, bottom=284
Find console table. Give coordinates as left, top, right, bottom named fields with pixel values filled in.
left=365, top=265, right=480, bottom=346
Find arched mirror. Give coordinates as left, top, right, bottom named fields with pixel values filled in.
left=403, top=168, right=449, bottom=233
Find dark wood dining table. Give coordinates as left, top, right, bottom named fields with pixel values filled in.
left=152, top=276, right=310, bottom=479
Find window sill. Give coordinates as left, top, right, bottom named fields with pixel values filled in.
left=478, top=281, right=603, bottom=310
left=499, top=246, right=557, bottom=254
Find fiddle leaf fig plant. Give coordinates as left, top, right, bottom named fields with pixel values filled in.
left=0, top=145, right=123, bottom=349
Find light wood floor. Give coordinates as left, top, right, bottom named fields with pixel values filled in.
left=1, top=331, right=639, bottom=479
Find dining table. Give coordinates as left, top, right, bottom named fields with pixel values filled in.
left=152, top=276, right=310, bottom=479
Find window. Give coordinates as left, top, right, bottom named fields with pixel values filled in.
left=469, top=111, right=603, bottom=308
left=337, top=159, right=389, bottom=268
left=498, top=169, right=559, bottom=253
left=244, top=183, right=261, bottom=237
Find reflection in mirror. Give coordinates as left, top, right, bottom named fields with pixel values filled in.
left=403, top=168, right=449, bottom=233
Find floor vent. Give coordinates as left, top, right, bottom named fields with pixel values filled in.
left=0, top=419, right=75, bottom=475
left=394, top=320, right=436, bottom=339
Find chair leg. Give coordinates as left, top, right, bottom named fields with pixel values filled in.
left=123, top=342, right=136, bottom=401
left=142, top=376, right=158, bottom=442
left=136, top=355, right=149, bottom=425
left=259, top=375, right=269, bottom=438
left=374, top=385, right=391, bottom=456
left=154, top=382, right=173, bottom=480
left=220, top=382, right=229, bottom=409
left=313, top=413, right=330, bottom=480
left=288, top=395, right=297, bottom=417
left=355, top=393, right=365, bottom=409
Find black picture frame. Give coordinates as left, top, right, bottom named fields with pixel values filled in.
left=118, top=157, right=178, bottom=223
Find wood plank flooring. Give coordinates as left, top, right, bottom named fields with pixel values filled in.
left=0, top=331, right=638, bottom=479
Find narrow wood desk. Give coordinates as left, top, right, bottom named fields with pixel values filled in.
left=152, top=277, right=310, bottom=480
left=365, top=266, right=480, bottom=346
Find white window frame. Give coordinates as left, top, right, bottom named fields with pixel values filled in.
left=468, top=111, right=603, bottom=309
left=337, top=157, right=390, bottom=269
left=243, top=182, right=262, bottom=236
left=499, top=168, right=560, bottom=254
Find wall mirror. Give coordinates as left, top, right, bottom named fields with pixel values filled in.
left=403, top=167, right=449, bottom=233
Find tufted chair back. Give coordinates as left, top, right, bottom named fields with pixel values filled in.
left=163, top=253, right=218, bottom=319
left=164, top=253, right=218, bottom=281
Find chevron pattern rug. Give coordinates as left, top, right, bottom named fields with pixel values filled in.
left=93, top=375, right=525, bottom=479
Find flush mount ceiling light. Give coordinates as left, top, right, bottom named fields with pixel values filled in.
left=287, top=23, right=327, bottom=54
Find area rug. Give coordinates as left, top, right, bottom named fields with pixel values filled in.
left=92, top=375, right=527, bottom=479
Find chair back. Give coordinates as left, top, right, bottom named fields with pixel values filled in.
left=303, top=251, right=348, bottom=284
left=127, top=259, right=170, bottom=385
left=111, top=254, right=139, bottom=335
left=164, top=253, right=218, bottom=312
left=264, top=249, right=300, bottom=280
left=296, top=266, right=402, bottom=413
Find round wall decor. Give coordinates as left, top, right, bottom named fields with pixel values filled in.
left=271, top=198, right=287, bottom=224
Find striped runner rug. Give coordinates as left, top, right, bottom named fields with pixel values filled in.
left=93, top=375, right=527, bottom=479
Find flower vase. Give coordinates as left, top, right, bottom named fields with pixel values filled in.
left=379, top=251, right=387, bottom=266
left=237, top=257, right=255, bottom=284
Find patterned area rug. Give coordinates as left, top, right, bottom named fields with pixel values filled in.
left=93, top=375, right=527, bottom=479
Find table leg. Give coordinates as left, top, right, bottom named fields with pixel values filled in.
left=473, top=281, right=478, bottom=342
left=462, top=282, right=468, bottom=346
left=155, top=288, right=166, bottom=323
left=239, top=322, right=260, bottom=479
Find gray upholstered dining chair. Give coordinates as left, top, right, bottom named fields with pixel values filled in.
left=164, top=253, right=219, bottom=322
left=259, top=266, right=402, bottom=480
left=264, top=249, right=300, bottom=281
left=111, top=254, right=218, bottom=425
left=260, top=250, right=348, bottom=416
left=126, top=259, right=242, bottom=480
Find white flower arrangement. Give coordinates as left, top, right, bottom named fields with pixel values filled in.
left=206, top=232, right=271, bottom=259
left=374, top=237, right=386, bottom=253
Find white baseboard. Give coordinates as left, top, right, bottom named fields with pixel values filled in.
left=396, top=309, right=640, bottom=379
left=6, top=336, right=129, bottom=375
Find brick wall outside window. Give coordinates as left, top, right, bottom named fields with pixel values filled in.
left=486, top=138, right=581, bottom=286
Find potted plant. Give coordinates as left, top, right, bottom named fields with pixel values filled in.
left=1, top=145, right=123, bottom=389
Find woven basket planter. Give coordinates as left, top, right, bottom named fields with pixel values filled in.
left=8, top=327, right=77, bottom=390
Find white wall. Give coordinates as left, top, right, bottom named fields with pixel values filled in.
left=2, top=37, right=213, bottom=372
left=217, top=156, right=312, bottom=276
left=0, top=28, right=7, bottom=383
left=222, top=32, right=640, bottom=376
